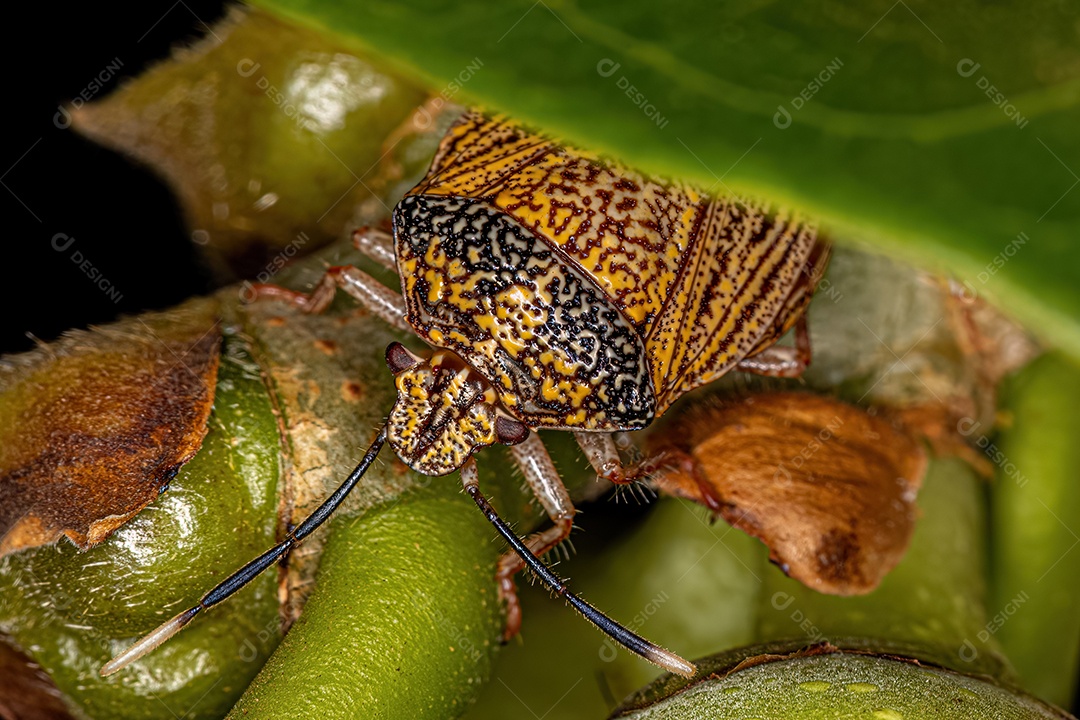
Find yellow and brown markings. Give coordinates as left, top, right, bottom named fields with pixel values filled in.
left=402, top=110, right=822, bottom=428
left=418, top=113, right=557, bottom=200
left=647, top=201, right=820, bottom=413
left=741, top=240, right=832, bottom=359
left=393, top=195, right=653, bottom=431
left=386, top=350, right=500, bottom=476
left=415, top=112, right=701, bottom=330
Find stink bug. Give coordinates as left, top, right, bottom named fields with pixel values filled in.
left=102, top=110, right=829, bottom=679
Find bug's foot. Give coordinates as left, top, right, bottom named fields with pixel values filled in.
left=243, top=282, right=314, bottom=308
left=240, top=268, right=346, bottom=315
left=599, top=449, right=677, bottom=486
left=644, top=449, right=724, bottom=515
left=736, top=314, right=813, bottom=378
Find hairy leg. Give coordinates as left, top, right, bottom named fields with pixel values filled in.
left=249, top=265, right=411, bottom=333
left=497, top=432, right=576, bottom=640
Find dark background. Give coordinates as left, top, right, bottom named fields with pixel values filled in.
left=1, top=1, right=228, bottom=355
left=3, top=4, right=1079, bottom=714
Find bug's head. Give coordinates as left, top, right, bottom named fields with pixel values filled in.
left=384, top=342, right=530, bottom=476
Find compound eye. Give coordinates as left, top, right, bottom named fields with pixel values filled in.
left=495, top=415, right=530, bottom=446
left=385, top=342, right=423, bottom=374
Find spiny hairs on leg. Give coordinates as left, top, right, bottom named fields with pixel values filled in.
left=101, top=428, right=389, bottom=676
left=460, top=460, right=696, bottom=679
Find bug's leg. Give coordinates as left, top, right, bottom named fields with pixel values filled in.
left=572, top=431, right=652, bottom=504
left=351, top=224, right=396, bottom=272
left=573, top=431, right=634, bottom=484
left=249, top=265, right=412, bottom=333
left=573, top=431, right=667, bottom=487
left=736, top=314, right=812, bottom=378
left=381, top=95, right=449, bottom=157
left=101, top=428, right=389, bottom=676
left=573, top=432, right=724, bottom=512
left=497, top=432, right=576, bottom=640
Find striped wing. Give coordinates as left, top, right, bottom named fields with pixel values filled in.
left=646, top=199, right=819, bottom=414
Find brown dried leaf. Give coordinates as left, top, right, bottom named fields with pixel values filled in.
left=0, top=299, right=220, bottom=556
left=0, top=634, right=76, bottom=720
left=890, top=402, right=995, bottom=478
left=647, top=392, right=927, bottom=595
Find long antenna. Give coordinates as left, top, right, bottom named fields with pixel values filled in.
left=460, top=459, right=696, bottom=678
left=101, top=427, right=389, bottom=676
left=103, top=427, right=696, bottom=680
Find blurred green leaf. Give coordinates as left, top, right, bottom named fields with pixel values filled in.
left=991, top=352, right=1080, bottom=708
left=250, top=0, right=1080, bottom=355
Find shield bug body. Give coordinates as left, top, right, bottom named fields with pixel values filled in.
left=103, top=110, right=829, bottom=679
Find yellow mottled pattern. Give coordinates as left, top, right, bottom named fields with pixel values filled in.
left=414, top=112, right=700, bottom=329
left=409, top=110, right=821, bottom=424
left=397, top=229, right=608, bottom=425
left=386, top=356, right=499, bottom=476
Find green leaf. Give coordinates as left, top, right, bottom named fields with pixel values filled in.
left=990, top=352, right=1080, bottom=708
left=225, top=483, right=503, bottom=719
left=250, top=0, right=1080, bottom=355
left=611, top=644, right=1071, bottom=720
